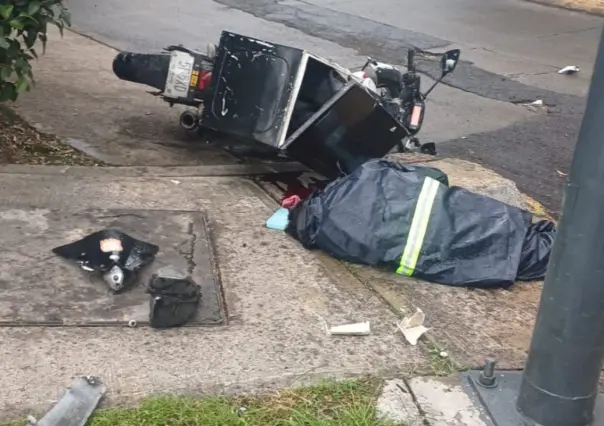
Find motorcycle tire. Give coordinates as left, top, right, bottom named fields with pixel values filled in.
left=112, top=52, right=171, bottom=91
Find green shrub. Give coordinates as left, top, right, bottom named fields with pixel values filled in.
left=0, top=0, right=70, bottom=101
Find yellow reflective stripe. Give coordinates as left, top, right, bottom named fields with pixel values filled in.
left=396, top=177, right=440, bottom=276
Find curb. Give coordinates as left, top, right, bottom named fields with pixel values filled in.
left=526, top=0, right=604, bottom=15
left=0, top=163, right=308, bottom=177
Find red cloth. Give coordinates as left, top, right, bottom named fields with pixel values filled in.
left=282, top=195, right=301, bottom=209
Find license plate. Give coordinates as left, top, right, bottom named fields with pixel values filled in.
left=164, top=51, right=195, bottom=99
left=410, top=104, right=423, bottom=128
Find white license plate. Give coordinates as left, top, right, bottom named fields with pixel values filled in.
left=164, top=51, right=195, bottom=99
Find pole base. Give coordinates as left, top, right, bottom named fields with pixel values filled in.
left=460, top=370, right=604, bottom=426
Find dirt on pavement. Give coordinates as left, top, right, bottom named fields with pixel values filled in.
left=0, top=106, right=99, bottom=166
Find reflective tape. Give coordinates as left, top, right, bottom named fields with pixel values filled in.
left=396, top=176, right=440, bottom=276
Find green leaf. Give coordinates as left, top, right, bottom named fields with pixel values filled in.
left=15, top=76, right=29, bottom=93
left=28, top=1, right=41, bottom=16
left=0, top=83, right=17, bottom=102
left=0, top=35, right=9, bottom=50
left=23, top=30, right=37, bottom=49
left=0, top=4, right=14, bottom=21
left=9, top=20, right=25, bottom=30
left=0, top=66, right=12, bottom=81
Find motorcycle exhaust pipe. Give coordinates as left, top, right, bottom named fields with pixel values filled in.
left=180, top=109, right=199, bottom=131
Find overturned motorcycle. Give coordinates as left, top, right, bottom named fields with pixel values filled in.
left=113, top=31, right=460, bottom=178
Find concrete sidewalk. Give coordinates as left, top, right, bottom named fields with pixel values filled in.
left=0, top=167, right=427, bottom=420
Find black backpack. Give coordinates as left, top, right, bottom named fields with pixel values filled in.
left=147, top=271, right=201, bottom=328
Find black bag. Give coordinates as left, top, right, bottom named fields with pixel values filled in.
left=148, top=272, right=201, bottom=328
left=286, top=159, right=553, bottom=288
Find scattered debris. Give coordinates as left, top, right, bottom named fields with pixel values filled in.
left=148, top=266, right=201, bottom=328
left=329, top=321, right=371, bottom=336
left=128, top=319, right=138, bottom=328
left=398, top=309, right=430, bottom=345
left=531, top=100, right=544, bottom=106
left=237, top=406, right=247, bottom=417
left=52, top=230, right=159, bottom=293
left=170, top=179, right=182, bottom=185
left=558, top=65, right=580, bottom=75
left=439, top=351, right=449, bottom=358
left=557, top=170, right=568, bottom=177
left=27, top=376, right=106, bottom=426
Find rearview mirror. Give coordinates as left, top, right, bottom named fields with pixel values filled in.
left=440, top=49, right=461, bottom=75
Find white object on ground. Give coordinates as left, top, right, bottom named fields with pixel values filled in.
left=329, top=321, right=371, bottom=336
left=398, top=308, right=430, bottom=345
left=170, top=180, right=181, bottom=185
left=531, top=99, right=544, bottom=106
left=558, top=65, right=580, bottom=75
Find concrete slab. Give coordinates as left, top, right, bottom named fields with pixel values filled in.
left=0, top=171, right=425, bottom=421
left=348, top=266, right=541, bottom=369
left=376, top=379, right=423, bottom=426
left=408, top=376, right=490, bottom=425
left=0, top=209, right=224, bottom=326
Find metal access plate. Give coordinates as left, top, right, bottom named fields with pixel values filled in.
left=0, top=208, right=225, bottom=326
left=460, top=370, right=604, bottom=426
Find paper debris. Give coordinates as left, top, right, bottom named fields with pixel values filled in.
left=329, top=321, right=371, bottom=336
left=170, top=180, right=181, bottom=185
left=398, top=309, right=430, bottom=345
left=531, top=99, right=543, bottom=106
left=556, top=170, right=568, bottom=177
left=558, top=65, right=580, bottom=75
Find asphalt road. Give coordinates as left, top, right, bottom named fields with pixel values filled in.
left=66, top=0, right=603, bottom=214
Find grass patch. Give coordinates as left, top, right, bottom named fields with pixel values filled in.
left=423, top=341, right=465, bottom=376
left=6, top=379, right=402, bottom=426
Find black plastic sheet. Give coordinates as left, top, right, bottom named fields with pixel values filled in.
left=517, top=220, right=556, bottom=281
left=52, top=229, right=159, bottom=292
left=286, top=159, right=555, bottom=287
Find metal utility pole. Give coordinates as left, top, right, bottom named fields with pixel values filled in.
left=516, top=27, right=604, bottom=426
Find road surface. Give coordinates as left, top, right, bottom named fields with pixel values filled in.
left=66, top=0, right=603, bottom=214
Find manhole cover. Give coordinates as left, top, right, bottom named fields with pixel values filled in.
left=0, top=208, right=225, bottom=327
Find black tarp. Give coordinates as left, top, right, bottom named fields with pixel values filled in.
left=285, top=159, right=555, bottom=287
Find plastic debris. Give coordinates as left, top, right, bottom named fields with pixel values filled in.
left=52, top=229, right=159, bottom=293
left=558, top=65, right=580, bottom=75
left=266, top=207, right=290, bottom=230
left=29, top=376, right=106, bottom=426
left=170, top=179, right=181, bottom=185
left=329, top=321, right=371, bottom=336
left=531, top=100, right=544, bottom=106
left=398, top=308, right=430, bottom=345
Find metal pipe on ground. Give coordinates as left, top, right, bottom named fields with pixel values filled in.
left=516, top=27, right=604, bottom=426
